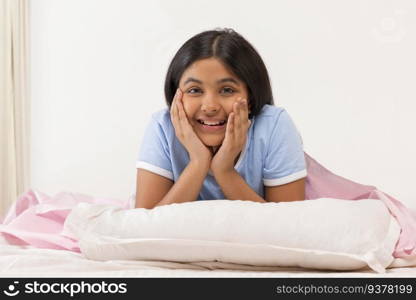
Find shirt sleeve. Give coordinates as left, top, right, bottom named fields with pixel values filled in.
left=263, top=109, right=307, bottom=186
left=135, top=115, right=173, bottom=180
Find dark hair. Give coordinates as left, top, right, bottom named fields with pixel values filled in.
left=164, top=28, right=274, bottom=119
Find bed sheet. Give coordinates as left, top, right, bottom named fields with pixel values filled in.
left=1, top=238, right=415, bottom=278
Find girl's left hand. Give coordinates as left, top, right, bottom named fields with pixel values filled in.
left=210, top=97, right=251, bottom=175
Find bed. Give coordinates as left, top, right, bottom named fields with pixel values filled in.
left=1, top=153, right=416, bottom=278
left=1, top=235, right=416, bottom=278
left=1, top=197, right=416, bottom=278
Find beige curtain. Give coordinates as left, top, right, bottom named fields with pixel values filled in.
left=0, top=0, right=30, bottom=217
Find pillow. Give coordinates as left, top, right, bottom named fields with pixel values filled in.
left=62, top=198, right=400, bottom=273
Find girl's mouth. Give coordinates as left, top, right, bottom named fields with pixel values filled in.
left=196, top=119, right=227, bottom=132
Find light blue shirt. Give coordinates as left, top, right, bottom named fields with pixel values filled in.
left=136, top=104, right=307, bottom=200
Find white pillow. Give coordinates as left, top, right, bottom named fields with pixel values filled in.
left=63, top=198, right=400, bottom=273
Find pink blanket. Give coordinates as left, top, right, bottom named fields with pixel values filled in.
left=1, top=152, right=415, bottom=258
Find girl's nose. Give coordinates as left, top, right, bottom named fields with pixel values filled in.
left=201, top=96, right=221, bottom=113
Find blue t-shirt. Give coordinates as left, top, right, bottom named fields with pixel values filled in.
left=136, top=104, right=307, bottom=200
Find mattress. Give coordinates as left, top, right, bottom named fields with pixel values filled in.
left=1, top=237, right=415, bottom=278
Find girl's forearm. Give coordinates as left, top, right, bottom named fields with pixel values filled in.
left=214, top=170, right=266, bottom=203
left=156, top=160, right=209, bottom=207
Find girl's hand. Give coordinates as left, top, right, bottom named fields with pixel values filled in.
left=170, top=88, right=212, bottom=167
left=210, top=97, right=251, bottom=176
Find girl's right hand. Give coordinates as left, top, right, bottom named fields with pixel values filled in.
left=170, top=88, right=212, bottom=167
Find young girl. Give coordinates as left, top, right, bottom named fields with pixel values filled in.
left=135, top=28, right=307, bottom=209
left=1, top=30, right=415, bottom=260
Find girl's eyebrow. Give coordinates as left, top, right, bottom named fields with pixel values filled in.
left=183, top=77, right=240, bottom=86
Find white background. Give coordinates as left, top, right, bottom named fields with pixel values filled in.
left=30, top=0, right=416, bottom=208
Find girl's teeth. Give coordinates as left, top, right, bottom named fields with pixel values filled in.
left=199, top=120, right=225, bottom=126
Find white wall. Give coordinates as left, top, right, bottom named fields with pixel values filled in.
left=30, top=0, right=416, bottom=208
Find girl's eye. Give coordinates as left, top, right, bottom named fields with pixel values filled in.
left=187, top=87, right=201, bottom=94
left=221, top=87, right=235, bottom=94
left=186, top=87, right=235, bottom=94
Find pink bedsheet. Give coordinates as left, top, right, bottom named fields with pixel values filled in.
left=1, top=152, right=415, bottom=258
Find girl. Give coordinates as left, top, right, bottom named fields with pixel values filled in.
left=135, top=28, right=306, bottom=209
left=2, top=30, right=414, bottom=260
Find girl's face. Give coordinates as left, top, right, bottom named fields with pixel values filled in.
left=178, top=58, right=250, bottom=151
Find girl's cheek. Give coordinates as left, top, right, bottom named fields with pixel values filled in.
left=181, top=99, right=190, bottom=113
left=226, top=106, right=235, bottom=116
left=182, top=101, right=195, bottom=120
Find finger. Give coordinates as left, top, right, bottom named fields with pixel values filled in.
left=176, top=90, right=186, bottom=132
left=171, top=89, right=182, bottom=131
left=241, top=98, right=248, bottom=118
left=234, top=100, right=242, bottom=133
left=176, top=90, right=191, bottom=127
left=170, top=93, right=176, bottom=122
left=229, top=101, right=237, bottom=143
left=170, top=90, right=177, bottom=121
left=176, top=90, right=185, bottom=121
left=236, top=98, right=248, bottom=142
left=171, top=88, right=181, bottom=114
left=238, top=98, right=248, bottom=121
left=239, top=98, right=250, bottom=130
left=243, top=100, right=251, bottom=130
left=226, top=112, right=234, bottom=141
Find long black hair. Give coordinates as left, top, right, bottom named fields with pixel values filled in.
left=164, top=28, right=274, bottom=119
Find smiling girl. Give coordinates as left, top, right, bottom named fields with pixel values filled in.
left=135, top=28, right=307, bottom=209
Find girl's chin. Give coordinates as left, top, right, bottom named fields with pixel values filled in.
left=199, top=136, right=224, bottom=147
left=201, top=140, right=223, bottom=147
left=201, top=141, right=222, bottom=153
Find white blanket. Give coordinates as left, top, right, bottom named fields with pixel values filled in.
left=1, top=237, right=416, bottom=277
